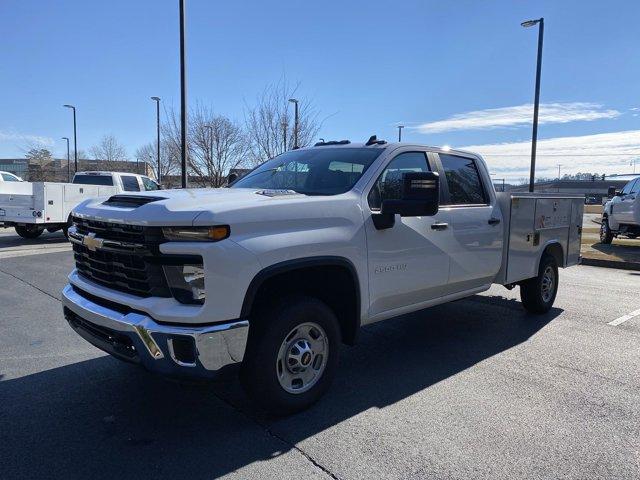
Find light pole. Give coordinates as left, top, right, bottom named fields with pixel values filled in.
left=397, top=125, right=404, bottom=142
left=61, top=137, right=70, bottom=182
left=281, top=118, right=288, bottom=151
left=521, top=17, right=544, bottom=193
left=557, top=164, right=562, bottom=180
left=179, top=0, right=188, bottom=188
left=151, top=96, right=161, bottom=182
left=63, top=105, right=78, bottom=173
left=288, top=98, right=299, bottom=149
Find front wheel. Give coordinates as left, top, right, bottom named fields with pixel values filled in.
left=240, top=296, right=340, bottom=415
left=15, top=225, right=43, bottom=239
left=520, top=253, right=559, bottom=314
left=600, top=217, right=614, bottom=244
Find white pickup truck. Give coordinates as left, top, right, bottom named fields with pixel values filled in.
left=600, top=175, right=640, bottom=243
left=0, top=171, right=160, bottom=238
left=62, top=139, right=583, bottom=414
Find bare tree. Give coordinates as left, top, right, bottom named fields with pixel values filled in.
left=89, top=135, right=128, bottom=171
left=135, top=140, right=180, bottom=184
left=244, top=79, right=321, bottom=166
left=24, top=147, right=54, bottom=181
left=162, top=104, right=250, bottom=187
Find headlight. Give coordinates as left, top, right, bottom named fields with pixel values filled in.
left=162, top=226, right=230, bottom=242
left=163, top=264, right=206, bottom=305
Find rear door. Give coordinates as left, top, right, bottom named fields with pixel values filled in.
left=434, top=152, right=503, bottom=292
left=364, top=149, right=452, bottom=317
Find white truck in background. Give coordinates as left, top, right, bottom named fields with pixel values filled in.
left=62, top=139, right=584, bottom=414
left=600, top=175, right=640, bottom=243
left=0, top=171, right=160, bottom=238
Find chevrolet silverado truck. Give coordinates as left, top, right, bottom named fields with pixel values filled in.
left=62, top=139, right=583, bottom=414
left=600, top=176, right=640, bottom=243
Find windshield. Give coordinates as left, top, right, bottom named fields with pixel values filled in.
left=231, top=148, right=384, bottom=195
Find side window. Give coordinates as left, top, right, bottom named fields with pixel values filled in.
left=439, top=154, right=487, bottom=205
left=622, top=179, right=638, bottom=195
left=368, top=152, right=430, bottom=210
left=631, top=179, right=640, bottom=194
left=142, top=177, right=159, bottom=191
left=121, top=175, right=141, bottom=192
left=2, top=173, right=19, bottom=182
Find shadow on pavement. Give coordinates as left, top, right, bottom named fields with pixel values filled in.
left=0, top=295, right=560, bottom=479
left=0, top=228, right=68, bottom=248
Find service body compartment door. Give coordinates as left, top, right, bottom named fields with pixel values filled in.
left=567, top=199, right=584, bottom=266
left=43, top=183, right=64, bottom=222
left=505, top=197, right=537, bottom=283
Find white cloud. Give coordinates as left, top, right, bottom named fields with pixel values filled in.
left=0, top=130, right=55, bottom=148
left=461, top=130, right=640, bottom=180
left=412, top=102, right=621, bottom=134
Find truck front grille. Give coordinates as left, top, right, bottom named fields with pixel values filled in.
left=71, top=217, right=172, bottom=298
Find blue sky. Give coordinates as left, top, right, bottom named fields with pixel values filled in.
left=1, top=0, right=639, bottom=181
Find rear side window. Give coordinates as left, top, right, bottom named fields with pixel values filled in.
left=368, top=152, right=430, bottom=210
left=439, top=154, right=487, bottom=205
left=121, top=176, right=140, bottom=192
left=72, top=174, right=114, bottom=186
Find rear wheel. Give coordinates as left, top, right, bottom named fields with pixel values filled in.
left=520, top=253, right=559, bottom=314
left=600, top=217, right=614, bottom=244
left=240, top=295, right=340, bottom=415
left=15, top=225, right=43, bottom=239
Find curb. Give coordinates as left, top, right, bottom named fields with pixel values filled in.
left=581, top=257, right=640, bottom=271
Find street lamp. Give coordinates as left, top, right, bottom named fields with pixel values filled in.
left=288, top=98, right=299, bottom=149
left=63, top=104, right=78, bottom=173
left=61, top=137, right=70, bottom=182
left=397, top=125, right=404, bottom=142
left=521, top=17, right=544, bottom=193
left=151, top=97, right=161, bottom=182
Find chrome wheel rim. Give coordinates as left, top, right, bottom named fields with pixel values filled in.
left=276, top=322, right=328, bottom=394
left=541, top=266, right=555, bottom=303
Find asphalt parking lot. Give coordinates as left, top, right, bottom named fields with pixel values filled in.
left=1, top=229, right=639, bottom=479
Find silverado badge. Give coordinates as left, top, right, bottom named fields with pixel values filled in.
left=82, top=232, right=104, bottom=252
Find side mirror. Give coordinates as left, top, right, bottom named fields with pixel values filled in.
left=373, top=171, right=440, bottom=230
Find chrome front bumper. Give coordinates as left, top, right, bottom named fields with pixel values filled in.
left=62, top=284, right=249, bottom=378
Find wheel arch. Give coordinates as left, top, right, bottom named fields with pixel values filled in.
left=241, top=256, right=361, bottom=345
left=541, top=241, right=564, bottom=269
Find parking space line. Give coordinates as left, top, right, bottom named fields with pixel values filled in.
left=608, top=308, right=640, bottom=326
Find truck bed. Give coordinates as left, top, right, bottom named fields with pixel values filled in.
left=495, top=192, right=584, bottom=285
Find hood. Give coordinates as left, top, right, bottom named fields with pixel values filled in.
left=72, top=187, right=355, bottom=226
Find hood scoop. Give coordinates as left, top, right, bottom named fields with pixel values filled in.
left=255, top=189, right=300, bottom=197
left=102, top=195, right=167, bottom=208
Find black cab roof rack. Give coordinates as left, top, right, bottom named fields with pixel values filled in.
left=365, top=135, right=387, bottom=146
left=314, top=139, right=351, bottom=146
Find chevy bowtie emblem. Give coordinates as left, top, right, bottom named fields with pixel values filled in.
left=83, top=232, right=104, bottom=252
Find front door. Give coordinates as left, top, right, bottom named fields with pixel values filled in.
left=364, top=150, right=451, bottom=318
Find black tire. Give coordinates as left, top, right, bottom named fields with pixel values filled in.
left=240, top=295, right=341, bottom=415
left=520, top=253, right=559, bottom=314
left=15, top=225, right=43, bottom=239
left=600, top=216, right=614, bottom=244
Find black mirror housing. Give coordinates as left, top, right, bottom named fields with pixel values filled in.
left=381, top=171, right=439, bottom=217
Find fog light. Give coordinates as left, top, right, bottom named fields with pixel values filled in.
left=163, top=264, right=205, bottom=304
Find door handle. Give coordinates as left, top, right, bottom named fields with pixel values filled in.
left=488, top=217, right=501, bottom=225
left=431, top=222, right=448, bottom=231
